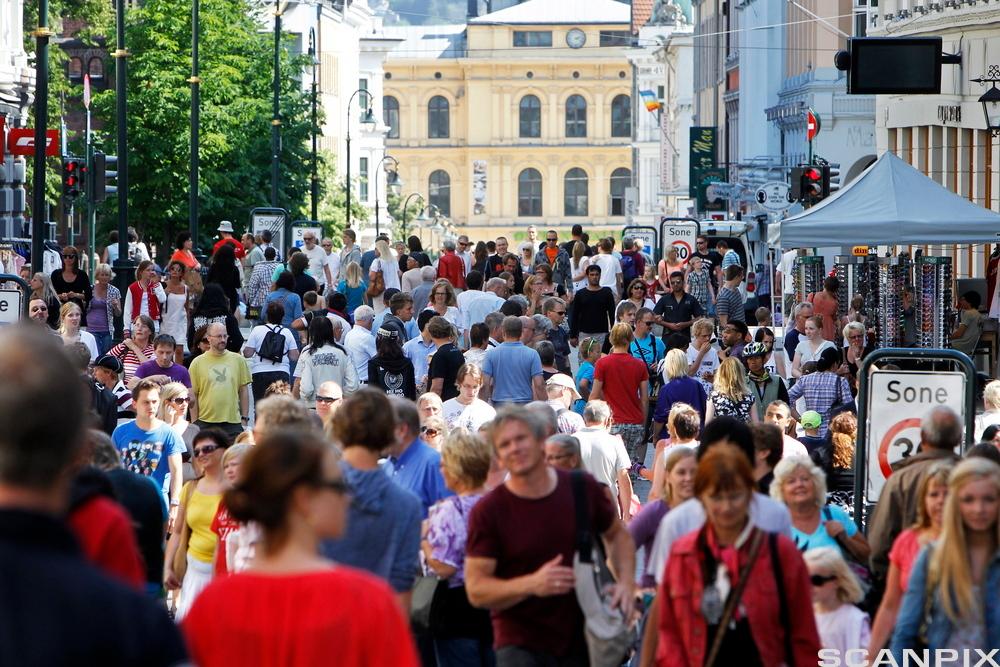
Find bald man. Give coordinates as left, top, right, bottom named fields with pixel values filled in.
left=188, top=322, right=251, bottom=438
left=315, top=380, right=344, bottom=423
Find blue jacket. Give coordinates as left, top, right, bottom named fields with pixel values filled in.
left=890, top=543, right=1000, bottom=655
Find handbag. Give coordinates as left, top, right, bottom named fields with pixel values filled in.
left=366, top=271, right=385, bottom=299
left=171, top=481, right=197, bottom=583
left=703, top=529, right=765, bottom=667
left=570, top=471, right=633, bottom=667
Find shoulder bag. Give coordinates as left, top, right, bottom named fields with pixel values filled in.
left=703, top=528, right=765, bottom=667
left=821, top=505, right=872, bottom=604
left=171, top=480, right=197, bottom=583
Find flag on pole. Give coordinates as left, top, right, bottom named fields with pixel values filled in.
left=83, top=74, right=91, bottom=110
left=640, top=90, right=660, bottom=112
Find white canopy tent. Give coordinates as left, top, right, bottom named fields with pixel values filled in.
left=768, top=151, right=1000, bottom=247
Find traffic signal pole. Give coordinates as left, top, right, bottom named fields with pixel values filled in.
left=112, top=0, right=132, bottom=339
left=30, top=0, right=52, bottom=275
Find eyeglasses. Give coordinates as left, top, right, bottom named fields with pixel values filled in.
left=62, top=254, right=77, bottom=259
left=193, top=443, right=222, bottom=458
left=303, top=237, right=315, bottom=242
left=459, top=242, right=469, bottom=247
left=317, top=479, right=351, bottom=495
left=316, top=395, right=342, bottom=404
left=171, top=397, right=190, bottom=404
left=421, top=427, right=440, bottom=437
left=546, top=237, right=557, bottom=242
left=546, top=452, right=573, bottom=462
left=810, top=574, right=837, bottom=587
left=631, top=285, right=644, bottom=290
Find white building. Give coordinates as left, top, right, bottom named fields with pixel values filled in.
left=653, top=16, right=695, bottom=217
left=0, top=0, right=32, bottom=238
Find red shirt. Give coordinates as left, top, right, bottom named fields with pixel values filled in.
left=183, top=567, right=419, bottom=667
left=212, top=237, right=246, bottom=260
left=594, top=352, right=648, bottom=424
left=67, top=496, right=145, bottom=590
left=437, top=251, right=466, bottom=289
left=466, top=469, right=615, bottom=657
left=807, top=290, right=838, bottom=340
left=209, top=502, right=240, bottom=576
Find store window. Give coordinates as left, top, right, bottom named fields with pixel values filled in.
left=519, top=95, right=541, bottom=138
left=68, top=57, right=83, bottom=82
left=428, top=95, right=449, bottom=138
left=564, top=168, right=588, bottom=217
left=359, top=157, right=369, bottom=201
left=565, top=95, right=587, bottom=138
left=383, top=96, right=399, bottom=139
left=428, top=170, right=451, bottom=217
left=518, top=168, right=543, bottom=217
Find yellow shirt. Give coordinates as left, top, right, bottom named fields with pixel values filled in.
left=184, top=487, right=222, bottom=564
left=190, top=350, right=251, bottom=424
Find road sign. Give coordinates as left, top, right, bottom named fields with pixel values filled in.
left=660, top=218, right=699, bottom=265
left=865, top=370, right=966, bottom=502
left=0, top=288, right=22, bottom=325
left=250, top=208, right=288, bottom=259
left=7, top=129, right=60, bottom=157
left=806, top=108, right=821, bottom=141
left=754, top=181, right=793, bottom=212
left=622, top=226, right=658, bottom=261
left=291, top=225, right=323, bottom=248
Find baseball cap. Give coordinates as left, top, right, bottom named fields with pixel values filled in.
left=546, top=374, right=581, bottom=400
left=800, top=411, right=822, bottom=430
left=94, top=355, right=123, bottom=374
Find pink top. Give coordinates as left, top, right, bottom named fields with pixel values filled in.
left=888, top=528, right=924, bottom=592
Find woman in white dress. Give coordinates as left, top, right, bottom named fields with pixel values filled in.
left=570, top=240, right=591, bottom=294
left=162, top=260, right=190, bottom=364
left=441, top=364, right=496, bottom=433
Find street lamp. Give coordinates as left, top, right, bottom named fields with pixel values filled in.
left=374, top=155, right=400, bottom=239
left=401, top=192, right=425, bottom=240
left=973, top=66, right=1000, bottom=136
left=271, top=0, right=288, bottom=208
left=346, top=89, right=376, bottom=231
left=189, top=0, right=201, bottom=258
left=308, top=26, right=319, bottom=221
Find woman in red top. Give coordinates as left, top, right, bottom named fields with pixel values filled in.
left=648, top=444, right=820, bottom=667
left=209, top=443, right=252, bottom=576
left=182, top=429, right=419, bottom=667
left=591, top=322, right=650, bottom=468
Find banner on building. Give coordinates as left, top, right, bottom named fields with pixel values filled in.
left=688, top=126, right=717, bottom=199
left=472, top=160, right=486, bottom=215
left=660, top=112, right=673, bottom=193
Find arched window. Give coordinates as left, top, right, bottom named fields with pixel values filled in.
left=383, top=96, right=399, bottom=139
left=428, top=170, right=451, bottom=217
left=428, top=95, right=449, bottom=138
left=565, top=95, right=587, bottom=138
left=68, top=57, right=83, bottom=81
left=88, top=57, right=104, bottom=80
left=609, top=167, right=631, bottom=216
left=519, top=95, right=541, bottom=138
left=518, top=168, right=543, bottom=216
left=564, top=168, right=588, bottom=216
left=611, top=94, right=631, bottom=137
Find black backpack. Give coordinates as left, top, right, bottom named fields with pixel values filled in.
left=257, top=325, right=287, bottom=363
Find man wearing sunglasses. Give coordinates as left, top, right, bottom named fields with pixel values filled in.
left=314, top=380, right=343, bottom=423
left=532, top=230, right=572, bottom=296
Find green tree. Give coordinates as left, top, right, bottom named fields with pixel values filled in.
left=386, top=190, right=424, bottom=240
left=316, top=150, right=367, bottom=248
left=90, top=0, right=318, bottom=254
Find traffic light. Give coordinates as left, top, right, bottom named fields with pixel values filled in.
left=62, top=157, right=84, bottom=202
left=91, top=152, right=117, bottom=203
left=825, top=163, right=841, bottom=196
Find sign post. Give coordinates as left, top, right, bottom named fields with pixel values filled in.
left=754, top=181, right=793, bottom=213
left=0, top=274, right=30, bottom=325
left=853, top=348, right=976, bottom=530
left=290, top=220, right=324, bottom=248
left=250, top=207, right=289, bottom=259
left=658, top=217, right=700, bottom=265
left=622, top=226, right=658, bottom=262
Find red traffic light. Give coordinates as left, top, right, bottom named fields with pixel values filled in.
left=803, top=167, right=822, bottom=181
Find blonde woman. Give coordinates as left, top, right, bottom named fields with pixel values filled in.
left=869, top=461, right=951, bottom=653
left=650, top=402, right=701, bottom=497
left=30, top=271, right=61, bottom=328
left=420, top=415, right=447, bottom=451
left=890, top=457, right=1000, bottom=653
left=59, top=302, right=98, bottom=361
left=652, top=348, right=707, bottom=444
left=370, top=239, right=400, bottom=294
left=804, top=547, right=870, bottom=655
left=158, top=382, right=201, bottom=469
left=570, top=240, right=590, bottom=293
left=629, top=447, right=696, bottom=588
left=704, top=356, right=759, bottom=423
left=657, top=247, right=686, bottom=292
left=336, top=261, right=367, bottom=314
left=424, top=279, right=461, bottom=330
left=87, top=263, right=122, bottom=355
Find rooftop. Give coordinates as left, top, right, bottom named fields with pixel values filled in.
left=470, top=0, right=631, bottom=25
left=383, top=24, right=467, bottom=59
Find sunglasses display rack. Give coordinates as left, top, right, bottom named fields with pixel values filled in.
left=792, top=255, right=826, bottom=305
left=833, top=256, right=868, bottom=317
left=871, top=256, right=911, bottom=348
left=914, top=256, right=953, bottom=349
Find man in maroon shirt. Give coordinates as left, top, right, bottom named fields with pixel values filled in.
left=465, top=406, right=635, bottom=666
left=436, top=239, right=466, bottom=290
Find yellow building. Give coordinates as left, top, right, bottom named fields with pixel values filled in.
left=383, top=0, right=634, bottom=240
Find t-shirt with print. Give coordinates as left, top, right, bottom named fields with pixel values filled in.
left=441, top=397, right=496, bottom=432
left=466, top=469, right=615, bottom=656
left=429, top=343, right=465, bottom=401
left=189, top=351, right=252, bottom=424
left=111, top=420, right=185, bottom=499
left=593, top=352, right=648, bottom=425
left=244, top=324, right=297, bottom=375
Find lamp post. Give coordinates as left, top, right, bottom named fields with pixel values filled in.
left=374, top=154, right=401, bottom=239
left=189, top=0, right=200, bottom=254
left=308, top=26, right=319, bottom=222
left=974, top=66, right=1000, bottom=136
left=111, top=0, right=133, bottom=325
left=29, top=0, right=52, bottom=275
left=271, top=0, right=288, bottom=208
left=401, top=192, right=425, bottom=240
left=345, top=89, right=376, bottom=231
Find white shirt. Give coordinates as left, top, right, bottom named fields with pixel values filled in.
left=371, top=257, right=400, bottom=292
left=645, top=493, right=793, bottom=583
left=572, top=426, right=631, bottom=492
left=325, top=312, right=351, bottom=345
left=424, top=306, right=463, bottom=332
left=65, top=331, right=99, bottom=362
left=324, top=251, right=341, bottom=285
left=457, top=290, right=505, bottom=334
left=778, top=249, right=797, bottom=296
left=442, top=397, right=496, bottom=432
left=975, top=410, right=1000, bottom=441
left=593, top=254, right=621, bottom=295
left=457, top=250, right=473, bottom=275
left=685, top=343, right=720, bottom=388
left=782, top=434, right=809, bottom=459
left=464, top=347, right=487, bottom=368
left=244, top=324, right=297, bottom=375
left=344, top=325, right=377, bottom=382
left=301, top=244, right=329, bottom=286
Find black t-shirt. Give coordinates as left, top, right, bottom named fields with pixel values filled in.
left=293, top=272, right=318, bottom=298
left=692, top=250, right=724, bottom=289
left=106, top=468, right=168, bottom=587
left=368, top=358, right=417, bottom=400
left=654, top=292, right=704, bottom=337
left=429, top=342, right=465, bottom=401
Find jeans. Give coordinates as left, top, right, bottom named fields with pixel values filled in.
left=435, top=638, right=496, bottom=667
left=92, top=331, right=113, bottom=357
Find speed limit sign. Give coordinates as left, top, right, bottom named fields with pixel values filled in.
left=661, top=219, right=698, bottom=266
left=865, top=371, right=965, bottom=502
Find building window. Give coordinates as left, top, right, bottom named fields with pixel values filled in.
left=429, top=170, right=451, bottom=217
left=68, top=57, right=83, bottom=82
left=609, top=167, right=630, bottom=216
left=519, top=95, right=541, bottom=138
left=564, top=168, right=588, bottom=217
left=611, top=94, right=631, bottom=137
left=358, top=78, right=368, bottom=110
left=565, top=95, right=587, bottom=138
left=359, top=157, right=369, bottom=201
left=599, top=30, right=632, bottom=47
left=383, top=96, right=399, bottom=139
left=513, top=30, right=552, bottom=47
left=428, top=95, right=449, bottom=138
left=88, top=57, right=104, bottom=81
left=518, top=168, right=543, bottom=217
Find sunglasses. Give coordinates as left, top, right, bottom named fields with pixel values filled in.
left=554, top=310, right=566, bottom=315
left=318, top=479, right=351, bottom=495
left=62, top=254, right=77, bottom=259
left=171, top=396, right=190, bottom=404
left=193, top=443, right=222, bottom=458
left=421, top=427, right=440, bottom=437
left=546, top=238, right=557, bottom=242
left=810, top=574, right=837, bottom=587
left=316, top=395, right=341, bottom=404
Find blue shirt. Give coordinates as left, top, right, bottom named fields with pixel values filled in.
left=483, top=341, right=542, bottom=404
left=573, top=361, right=595, bottom=414
left=383, top=439, right=453, bottom=517
left=402, top=336, right=437, bottom=386
left=263, top=288, right=303, bottom=328
left=653, top=375, right=708, bottom=425
left=791, top=504, right=857, bottom=552
left=111, top=421, right=186, bottom=500
left=630, top=334, right=666, bottom=367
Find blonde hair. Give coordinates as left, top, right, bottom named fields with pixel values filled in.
left=521, top=274, right=537, bottom=297
left=456, top=363, right=483, bottom=387
left=31, top=272, right=59, bottom=302
left=663, top=348, right=688, bottom=381
left=572, top=241, right=586, bottom=265
left=156, top=382, right=189, bottom=421
left=344, top=262, right=363, bottom=289
left=930, top=457, right=1000, bottom=623
left=222, top=443, right=252, bottom=467
left=440, top=430, right=492, bottom=489
left=430, top=279, right=458, bottom=307
left=417, top=392, right=444, bottom=416
left=803, top=547, right=864, bottom=604
left=375, top=240, right=395, bottom=267
left=830, top=412, right=858, bottom=469
left=255, top=395, right=312, bottom=435
left=666, top=247, right=678, bottom=262
left=913, top=461, right=953, bottom=531
left=95, top=263, right=114, bottom=280
left=608, top=322, right=634, bottom=348
left=770, top=454, right=827, bottom=507
left=578, top=337, right=600, bottom=363
left=691, top=317, right=714, bottom=338
left=660, top=446, right=696, bottom=504
left=58, top=302, right=82, bottom=334
left=712, top=356, right=749, bottom=401
left=232, top=431, right=255, bottom=446
left=984, top=380, right=1000, bottom=411
left=423, top=415, right=447, bottom=439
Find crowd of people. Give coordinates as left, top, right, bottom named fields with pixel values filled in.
left=7, top=220, right=1000, bottom=666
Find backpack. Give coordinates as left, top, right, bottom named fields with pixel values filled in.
left=620, top=253, right=638, bottom=283
left=257, top=325, right=287, bottom=363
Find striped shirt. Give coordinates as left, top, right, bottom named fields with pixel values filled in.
left=108, top=342, right=155, bottom=384
left=715, top=286, right=745, bottom=322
